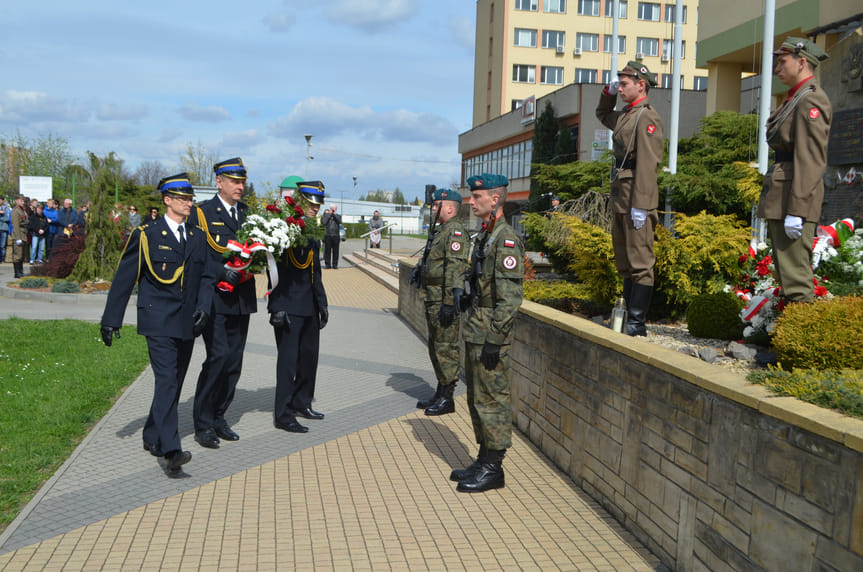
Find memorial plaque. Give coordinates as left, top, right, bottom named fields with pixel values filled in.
left=827, top=108, right=863, bottom=165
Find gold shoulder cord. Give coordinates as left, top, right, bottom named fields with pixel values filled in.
left=195, top=206, right=229, bottom=254
left=287, top=248, right=315, bottom=284
left=139, top=230, right=185, bottom=285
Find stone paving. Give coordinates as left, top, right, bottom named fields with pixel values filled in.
left=0, top=245, right=663, bottom=570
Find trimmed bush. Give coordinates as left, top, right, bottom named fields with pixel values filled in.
left=51, top=280, right=81, bottom=293
left=19, top=278, right=48, bottom=289
left=772, top=296, right=863, bottom=370
left=748, top=367, right=863, bottom=420
left=523, top=279, right=607, bottom=317
left=686, top=292, right=745, bottom=340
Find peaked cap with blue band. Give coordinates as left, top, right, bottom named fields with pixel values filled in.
left=432, top=188, right=462, bottom=203
left=467, top=173, right=508, bottom=191
left=157, top=172, right=195, bottom=197
left=213, top=157, right=247, bottom=179
left=296, top=180, right=326, bottom=205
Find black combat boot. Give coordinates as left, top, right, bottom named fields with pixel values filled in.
left=424, top=382, right=455, bottom=416
left=13, top=262, right=23, bottom=278
left=450, top=444, right=486, bottom=482
left=416, top=382, right=442, bottom=409
left=457, top=449, right=506, bottom=493
left=622, top=278, right=633, bottom=308
left=626, top=283, right=653, bottom=337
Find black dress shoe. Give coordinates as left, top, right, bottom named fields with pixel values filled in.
left=194, top=429, right=220, bottom=449
left=274, top=419, right=309, bottom=433
left=143, top=441, right=161, bottom=457
left=214, top=422, right=240, bottom=441
left=297, top=407, right=324, bottom=420
left=165, top=450, right=192, bottom=472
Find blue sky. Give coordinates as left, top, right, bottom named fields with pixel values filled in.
left=2, top=0, right=476, bottom=201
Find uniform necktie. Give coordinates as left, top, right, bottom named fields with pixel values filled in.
left=178, top=224, right=186, bottom=251
left=230, top=206, right=237, bottom=224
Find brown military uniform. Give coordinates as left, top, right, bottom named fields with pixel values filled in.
left=596, top=92, right=664, bottom=285
left=758, top=77, right=831, bottom=301
left=10, top=204, right=29, bottom=264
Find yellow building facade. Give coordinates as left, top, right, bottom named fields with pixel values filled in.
left=473, top=0, right=703, bottom=126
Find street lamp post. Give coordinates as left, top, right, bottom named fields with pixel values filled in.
left=304, top=134, right=313, bottom=179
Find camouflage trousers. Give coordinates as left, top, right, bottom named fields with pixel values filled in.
left=463, top=341, right=512, bottom=450
left=424, top=303, right=460, bottom=386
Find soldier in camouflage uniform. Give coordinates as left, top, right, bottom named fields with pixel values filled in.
left=451, top=173, right=523, bottom=493
left=415, top=188, right=470, bottom=416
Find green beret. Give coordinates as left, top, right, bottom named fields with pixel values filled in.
left=432, top=188, right=461, bottom=203
left=279, top=175, right=303, bottom=190
left=620, top=61, right=658, bottom=87
left=467, top=173, right=508, bottom=191
left=774, top=36, right=829, bottom=67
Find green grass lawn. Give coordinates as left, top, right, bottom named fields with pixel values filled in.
left=0, top=318, right=149, bottom=533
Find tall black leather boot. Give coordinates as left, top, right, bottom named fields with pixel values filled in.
left=424, top=382, right=455, bottom=416
left=13, top=262, right=23, bottom=278
left=416, top=382, right=442, bottom=409
left=457, top=449, right=506, bottom=492
left=623, top=278, right=633, bottom=308
left=626, top=283, right=652, bottom=337
left=450, top=444, right=486, bottom=482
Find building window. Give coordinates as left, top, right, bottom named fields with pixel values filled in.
left=664, top=4, right=687, bottom=23
left=542, top=30, right=566, bottom=49
left=661, top=74, right=682, bottom=89
left=541, top=66, right=564, bottom=84
left=514, top=28, right=537, bottom=47
left=693, top=76, right=708, bottom=91
left=637, top=2, right=660, bottom=21
left=577, top=0, right=600, bottom=16
left=662, top=39, right=685, bottom=60
left=576, top=33, right=599, bottom=52
left=515, top=0, right=539, bottom=11
left=636, top=37, right=659, bottom=57
left=574, top=68, right=597, bottom=83
left=602, top=69, right=613, bottom=83
left=603, top=35, right=626, bottom=53
left=512, top=99, right=523, bottom=112
left=605, top=0, right=628, bottom=18
left=512, top=64, right=536, bottom=83
left=544, top=0, right=566, bottom=14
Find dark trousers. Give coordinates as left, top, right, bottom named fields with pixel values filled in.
left=0, top=231, right=6, bottom=261
left=193, top=313, right=250, bottom=432
left=323, top=235, right=340, bottom=268
left=143, top=336, right=195, bottom=455
left=273, top=314, right=319, bottom=424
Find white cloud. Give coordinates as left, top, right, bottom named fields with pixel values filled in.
left=268, top=97, right=456, bottom=145
left=215, top=129, right=266, bottom=150
left=0, top=90, right=90, bottom=123
left=96, top=103, right=149, bottom=121
left=321, top=0, right=419, bottom=32
left=177, top=102, right=232, bottom=123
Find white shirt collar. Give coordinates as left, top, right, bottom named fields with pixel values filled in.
left=164, top=216, right=184, bottom=242
left=217, top=194, right=238, bottom=214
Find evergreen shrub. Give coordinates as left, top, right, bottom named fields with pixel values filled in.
left=51, top=280, right=81, bottom=293
left=772, top=296, right=863, bottom=370
left=748, top=367, right=863, bottom=420
left=686, top=292, right=744, bottom=340
left=19, top=278, right=48, bottom=289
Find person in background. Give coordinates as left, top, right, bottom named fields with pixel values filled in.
left=43, top=199, right=58, bottom=258
left=56, top=198, right=80, bottom=235
left=148, top=206, right=160, bottom=222
left=322, top=203, right=342, bottom=269
left=28, top=203, right=49, bottom=264
left=0, top=196, right=11, bottom=263
left=368, top=210, right=382, bottom=248
left=128, top=205, right=141, bottom=230
left=10, top=196, right=29, bottom=278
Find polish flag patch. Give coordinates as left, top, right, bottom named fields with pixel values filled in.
left=647, top=124, right=656, bottom=135
left=453, top=231, right=462, bottom=236
left=809, top=108, right=820, bottom=120
left=504, top=239, right=515, bottom=247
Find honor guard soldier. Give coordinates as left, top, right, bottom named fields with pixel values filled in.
left=759, top=37, right=832, bottom=302
left=186, top=157, right=256, bottom=449
left=100, top=173, right=215, bottom=476
left=269, top=180, right=330, bottom=433
left=414, top=188, right=470, bottom=416
left=451, top=173, right=524, bottom=493
left=596, top=61, right=664, bottom=336
left=10, top=195, right=28, bottom=278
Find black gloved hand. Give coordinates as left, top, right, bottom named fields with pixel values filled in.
left=480, top=342, right=501, bottom=371
left=101, top=325, right=120, bottom=347
left=192, top=310, right=208, bottom=337
left=319, top=306, right=329, bottom=330
left=453, top=288, right=467, bottom=313
left=223, top=267, right=241, bottom=286
left=438, top=304, right=456, bottom=328
left=410, top=263, right=422, bottom=287
left=269, top=311, right=291, bottom=329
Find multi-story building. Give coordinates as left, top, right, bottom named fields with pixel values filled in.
left=473, top=0, right=703, bottom=126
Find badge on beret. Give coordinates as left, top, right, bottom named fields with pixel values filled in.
left=504, top=239, right=515, bottom=248
left=502, top=255, right=518, bottom=270
left=451, top=241, right=461, bottom=252
left=809, top=108, right=820, bottom=120
left=647, top=124, right=656, bottom=135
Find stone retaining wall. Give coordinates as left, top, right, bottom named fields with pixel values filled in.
left=398, top=262, right=863, bottom=571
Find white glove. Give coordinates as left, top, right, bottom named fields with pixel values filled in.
left=784, top=215, right=804, bottom=240
left=606, top=78, right=619, bottom=95
left=631, top=208, right=647, bottom=230
left=15, top=240, right=22, bottom=245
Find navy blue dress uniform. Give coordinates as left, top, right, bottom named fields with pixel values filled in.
left=100, top=173, right=215, bottom=475
left=186, top=157, right=256, bottom=448
left=269, top=181, right=330, bottom=433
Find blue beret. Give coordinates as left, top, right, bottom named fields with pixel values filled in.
left=213, top=157, right=247, bottom=179
left=467, top=173, right=508, bottom=191
left=297, top=180, right=325, bottom=205
left=157, top=172, right=195, bottom=197
left=432, top=188, right=461, bottom=203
